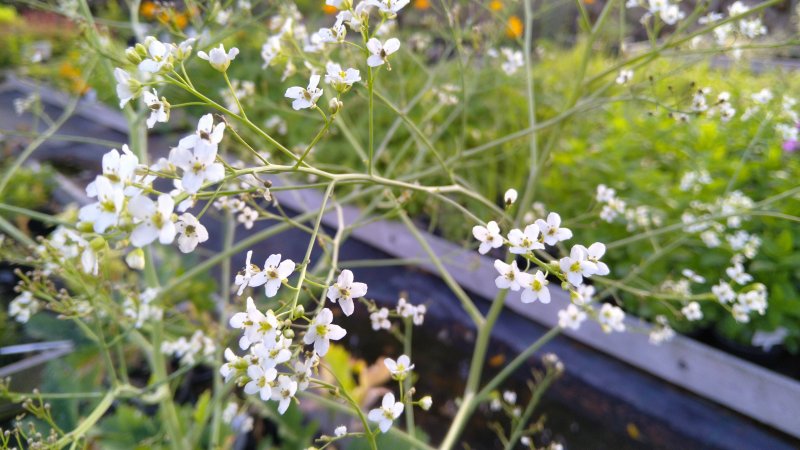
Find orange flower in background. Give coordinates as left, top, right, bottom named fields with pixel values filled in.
left=140, top=1, right=157, bottom=19
left=58, top=62, right=88, bottom=95
left=322, top=4, right=338, bottom=14
left=506, top=15, right=523, bottom=39
left=489, top=0, right=503, bottom=11
left=414, top=0, right=430, bottom=9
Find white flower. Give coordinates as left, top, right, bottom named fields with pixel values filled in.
left=335, top=425, right=348, bottom=437
left=558, top=304, right=587, bottom=330
left=78, top=176, right=125, bottom=233
left=419, top=396, right=432, bottom=411
left=712, top=280, right=736, bottom=303
left=616, top=69, right=634, bottom=85
left=143, top=89, right=169, bottom=128
left=368, top=0, right=410, bottom=16
left=752, top=88, right=773, bottom=104
left=682, top=302, right=703, bottom=321
left=293, top=356, right=317, bottom=391
left=368, top=392, right=404, bottom=433
left=87, top=146, right=138, bottom=196
left=598, top=303, right=626, bottom=332
left=573, top=284, right=595, bottom=305
left=494, top=260, right=528, bottom=292
left=499, top=48, right=524, bottom=75
left=125, top=248, right=146, bottom=270
left=726, top=262, right=753, bottom=285
left=412, top=304, right=426, bottom=325
left=325, top=62, right=361, bottom=92
left=371, top=307, right=391, bottom=330
left=271, top=375, right=298, bottom=414
left=285, top=74, right=323, bottom=110
left=261, top=36, right=282, bottom=69
left=559, top=246, right=594, bottom=286
left=198, top=44, right=240, bottom=72
left=249, top=254, right=296, bottom=297
left=503, top=188, right=518, bottom=205
left=9, top=291, right=40, bottom=323
left=170, top=114, right=226, bottom=193
left=138, top=37, right=173, bottom=73
left=234, top=250, right=257, bottom=295
left=681, top=269, right=705, bottom=284
left=366, top=38, right=400, bottom=67
left=536, top=212, right=573, bottom=246
left=244, top=363, right=278, bottom=401
left=649, top=315, right=675, bottom=344
left=580, top=242, right=610, bottom=276
left=384, top=354, right=414, bottom=380
left=129, top=194, right=176, bottom=247
left=303, top=308, right=347, bottom=356
left=230, top=297, right=280, bottom=350
left=327, top=270, right=368, bottom=316
left=472, top=221, right=503, bottom=254
left=503, top=390, right=517, bottom=404
left=114, top=68, right=139, bottom=108
left=175, top=213, right=209, bottom=253
left=521, top=270, right=550, bottom=304
left=508, top=224, right=544, bottom=255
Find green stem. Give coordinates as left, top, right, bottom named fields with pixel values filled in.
left=291, top=182, right=336, bottom=310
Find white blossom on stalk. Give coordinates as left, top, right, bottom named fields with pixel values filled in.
left=366, top=38, right=400, bottom=67
left=327, top=270, right=368, bottom=316
left=334, top=425, right=347, bottom=437
left=79, top=176, right=125, bottom=233
left=138, top=37, right=173, bottom=73
left=598, top=303, right=626, bottom=332
left=368, top=393, right=404, bottom=433
left=559, top=246, right=595, bottom=286
left=384, top=354, right=414, bottom=380
left=175, top=213, right=208, bottom=253
left=472, top=221, right=503, bottom=254
left=494, top=260, right=526, bottom=291
left=229, top=297, right=280, bottom=350
left=726, top=262, right=753, bottom=285
left=558, top=304, right=587, bottom=330
left=325, top=62, right=361, bottom=92
left=580, top=242, right=610, bottom=276
left=261, top=36, right=282, bottom=69
left=536, top=212, right=573, bottom=245
left=285, top=74, right=323, bottom=110
left=249, top=254, right=295, bottom=297
left=198, top=44, right=240, bottom=72
left=504, top=188, right=518, bottom=205
left=293, top=355, right=317, bottom=391
left=234, top=250, right=258, bottom=295
left=170, top=115, right=226, bottom=193
left=114, top=68, right=140, bottom=108
left=244, top=364, right=278, bottom=401
left=419, top=396, right=433, bottom=411
left=368, top=0, right=410, bottom=16
left=220, top=348, right=248, bottom=382
left=303, top=308, right=346, bottom=356
left=507, top=224, right=544, bottom=254
left=712, top=280, right=736, bottom=303
left=521, top=270, right=550, bottom=304
left=87, top=146, right=138, bottom=196
left=143, top=89, right=170, bottom=129
left=271, top=375, right=298, bottom=414
left=371, top=307, right=391, bottom=330
left=682, top=302, right=703, bottom=321
left=616, top=69, right=633, bottom=85
left=9, top=291, right=40, bottom=323
left=129, top=194, right=176, bottom=247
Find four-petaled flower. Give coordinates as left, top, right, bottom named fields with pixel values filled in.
left=244, top=363, right=277, bottom=401
left=129, top=194, right=176, bottom=247
left=170, top=114, right=226, bottom=193
left=472, top=221, right=503, bottom=254
left=327, top=270, right=368, bottom=316
left=536, top=212, right=572, bottom=245
left=303, top=308, right=347, bottom=356
left=143, top=89, right=170, bottom=129
left=198, top=44, right=240, bottom=72
left=79, top=176, right=125, bottom=233
left=494, top=260, right=525, bottom=291
left=285, top=74, right=324, bottom=110
left=367, top=392, right=404, bottom=433
left=175, top=213, right=209, bottom=253
left=249, top=254, right=295, bottom=297
left=366, top=38, right=401, bottom=67
left=384, top=354, right=414, bottom=380
left=521, top=270, right=550, bottom=304
left=325, top=62, right=361, bottom=92
left=271, top=375, right=298, bottom=414
left=508, top=224, right=544, bottom=254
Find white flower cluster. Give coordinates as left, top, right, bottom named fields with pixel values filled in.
left=626, top=0, right=685, bottom=26
left=123, top=287, right=163, bottom=329
left=369, top=295, right=427, bottom=331
left=9, top=291, right=40, bottom=323
left=487, top=48, right=524, bottom=76
left=475, top=211, right=623, bottom=333
left=161, top=330, right=217, bottom=366
left=595, top=184, right=663, bottom=231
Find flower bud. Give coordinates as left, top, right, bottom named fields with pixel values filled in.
left=77, top=221, right=94, bottom=233
left=504, top=188, right=518, bottom=207
left=126, top=248, right=146, bottom=270
left=89, top=236, right=106, bottom=252
left=293, top=304, right=305, bottom=320
left=328, top=98, right=343, bottom=115
left=419, top=396, right=433, bottom=411
left=135, top=42, right=148, bottom=58
left=126, top=47, right=143, bottom=64
left=283, top=328, right=295, bottom=339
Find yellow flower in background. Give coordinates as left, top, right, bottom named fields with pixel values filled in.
left=506, top=15, right=523, bottom=39
left=322, top=4, right=338, bottom=14
left=140, top=1, right=157, bottom=19
left=489, top=0, right=503, bottom=11
left=414, top=0, right=430, bottom=9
